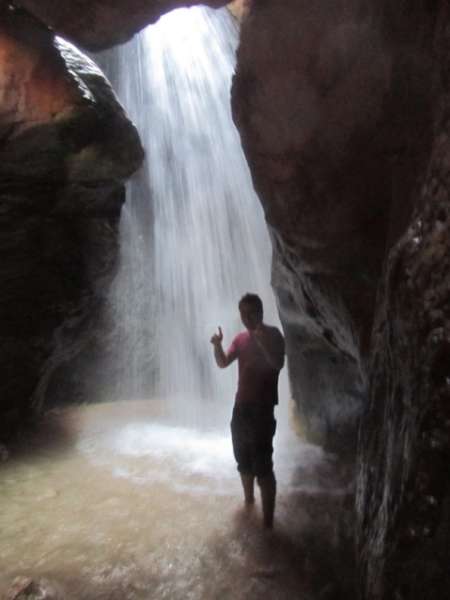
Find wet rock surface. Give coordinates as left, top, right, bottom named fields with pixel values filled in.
left=8, top=0, right=228, bottom=51
left=357, top=5, right=450, bottom=598
left=5, top=576, right=63, bottom=600
left=232, top=0, right=448, bottom=598
left=232, top=0, right=394, bottom=448
left=231, top=0, right=439, bottom=453
left=0, top=7, right=143, bottom=437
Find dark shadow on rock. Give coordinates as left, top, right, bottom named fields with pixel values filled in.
left=0, top=409, right=81, bottom=464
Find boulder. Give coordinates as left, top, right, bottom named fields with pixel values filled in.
left=0, top=6, right=143, bottom=436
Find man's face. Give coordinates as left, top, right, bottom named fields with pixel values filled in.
left=239, top=303, right=263, bottom=331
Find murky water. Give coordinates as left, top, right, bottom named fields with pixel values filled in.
left=0, top=402, right=354, bottom=599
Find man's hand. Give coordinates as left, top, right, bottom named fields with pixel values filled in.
left=211, top=326, right=232, bottom=368
left=252, top=323, right=265, bottom=338
left=252, top=323, right=269, bottom=346
left=210, top=326, right=223, bottom=346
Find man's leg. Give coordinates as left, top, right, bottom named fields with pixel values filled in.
left=257, top=472, right=276, bottom=529
left=240, top=473, right=255, bottom=505
left=254, top=415, right=277, bottom=528
left=231, top=407, right=254, bottom=506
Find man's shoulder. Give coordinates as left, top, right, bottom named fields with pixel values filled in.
left=233, top=330, right=250, bottom=344
left=229, top=330, right=250, bottom=352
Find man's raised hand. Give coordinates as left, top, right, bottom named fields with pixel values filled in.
left=210, top=326, right=223, bottom=346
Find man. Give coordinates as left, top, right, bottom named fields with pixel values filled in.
left=210, top=293, right=285, bottom=529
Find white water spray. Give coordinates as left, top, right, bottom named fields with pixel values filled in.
left=107, top=6, right=281, bottom=425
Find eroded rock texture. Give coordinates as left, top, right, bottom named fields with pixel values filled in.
left=232, top=0, right=395, bottom=448
left=357, top=4, right=450, bottom=599
left=11, top=0, right=227, bottom=50
left=232, top=0, right=449, bottom=598
left=0, top=6, right=143, bottom=435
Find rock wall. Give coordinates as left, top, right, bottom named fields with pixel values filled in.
left=232, top=0, right=395, bottom=448
left=13, top=0, right=227, bottom=50
left=0, top=5, right=143, bottom=436
left=357, top=4, right=450, bottom=598
left=231, top=0, right=449, bottom=597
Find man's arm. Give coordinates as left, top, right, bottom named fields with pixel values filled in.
left=213, top=342, right=234, bottom=368
left=253, top=325, right=285, bottom=371
left=210, top=327, right=236, bottom=368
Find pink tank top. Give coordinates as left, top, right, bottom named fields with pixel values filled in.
left=227, top=328, right=282, bottom=407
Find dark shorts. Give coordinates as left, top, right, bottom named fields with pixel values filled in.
left=230, top=403, right=276, bottom=478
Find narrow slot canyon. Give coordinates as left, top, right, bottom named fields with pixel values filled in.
left=0, top=1, right=449, bottom=599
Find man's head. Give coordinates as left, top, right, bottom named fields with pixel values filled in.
left=239, top=293, right=263, bottom=331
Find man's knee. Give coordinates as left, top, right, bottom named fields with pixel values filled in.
left=256, top=471, right=276, bottom=488
left=253, top=435, right=275, bottom=479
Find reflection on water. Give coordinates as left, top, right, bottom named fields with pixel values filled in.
left=0, top=401, right=354, bottom=599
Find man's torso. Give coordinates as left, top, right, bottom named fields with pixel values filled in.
left=227, top=326, right=283, bottom=407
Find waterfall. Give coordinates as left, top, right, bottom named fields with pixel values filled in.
left=105, top=6, right=280, bottom=427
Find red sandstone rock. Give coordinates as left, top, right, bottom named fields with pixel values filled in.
left=0, top=5, right=143, bottom=432
left=232, top=0, right=395, bottom=447
left=15, top=0, right=228, bottom=50
left=227, top=0, right=251, bottom=22
left=0, top=10, right=80, bottom=136
left=232, top=1, right=449, bottom=598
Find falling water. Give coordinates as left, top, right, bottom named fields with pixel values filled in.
left=106, top=6, right=279, bottom=425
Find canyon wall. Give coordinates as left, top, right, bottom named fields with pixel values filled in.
left=357, top=4, right=450, bottom=598
left=0, top=5, right=143, bottom=435
left=231, top=1, right=449, bottom=597
left=232, top=0, right=394, bottom=448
